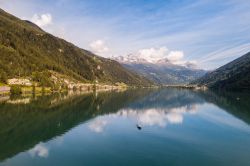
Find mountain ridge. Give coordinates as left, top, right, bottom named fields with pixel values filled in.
left=113, top=54, right=207, bottom=85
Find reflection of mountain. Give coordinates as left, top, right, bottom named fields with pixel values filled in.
left=1, top=88, right=250, bottom=162
left=0, top=90, right=151, bottom=161
left=198, top=90, right=250, bottom=124
left=112, top=89, right=250, bottom=129
left=108, top=89, right=206, bottom=128
left=127, top=88, right=205, bottom=110
left=87, top=89, right=207, bottom=133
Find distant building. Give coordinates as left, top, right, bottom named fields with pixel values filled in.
left=7, top=78, right=32, bottom=86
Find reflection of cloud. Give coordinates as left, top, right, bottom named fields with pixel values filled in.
left=87, top=104, right=199, bottom=131
left=116, top=104, right=199, bottom=128
left=137, top=109, right=168, bottom=127
left=29, top=143, right=49, bottom=158
left=88, top=118, right=108, bottom=133
left=166, top=112, right=183, bottom=124
left=188, top=104, right=199, bottom=114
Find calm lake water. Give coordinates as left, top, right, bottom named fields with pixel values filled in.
left=0, top=88, right=250, bottom=166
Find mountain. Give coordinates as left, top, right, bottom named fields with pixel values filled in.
left=0, top=9, right=152, bottom=87
left=113, top=54, right=206, bottom=85
left=192, top=52, right=250, bottom=90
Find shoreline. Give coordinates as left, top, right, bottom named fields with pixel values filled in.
left=0, top=83, right=143, bottom=96
left=0, top=82, right=208, bottom=97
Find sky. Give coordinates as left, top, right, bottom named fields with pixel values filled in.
left=0, top=0, right=250, bottom=69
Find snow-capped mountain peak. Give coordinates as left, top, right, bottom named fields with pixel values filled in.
left=112, top=54, right=199, bottom=70
left=111, top=52, right=206, bottom=85
left=113, top=54, right=172, bottom=65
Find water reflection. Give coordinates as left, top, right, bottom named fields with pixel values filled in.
left=118, top=106, right=193, bottom=127
left=29, top=143, right=49, bottom=158
left=85, top=89, right=204, bottom=133
left=0, top=89, right=152, bottom=161
left=88, top=118, right=109, bottom=133
left=0, top=88, right=250, bottom=165
left=198, top=90, right=250, bottom=124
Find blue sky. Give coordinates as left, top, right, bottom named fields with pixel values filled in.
left=1, top=0, right=250, bottom=69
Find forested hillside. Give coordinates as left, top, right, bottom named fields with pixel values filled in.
left=192, top=52, right=250, bottom=90
left=0, top=9, right=152, bottom=87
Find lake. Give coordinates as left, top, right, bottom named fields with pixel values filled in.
left=0, top=88, right=250, bottom=166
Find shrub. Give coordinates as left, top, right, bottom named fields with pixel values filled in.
left=73, top=86, right=78, bottom=91
left=31, top=71, right=53, bottom=87
left=52, top=84, right=60, bottom=92
left=10, top=85, right=22, bottom=95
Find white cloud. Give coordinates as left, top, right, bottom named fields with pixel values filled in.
left=122, top=46, right=196, bottom=67
left=167, top=51, right=184, bottom=62
left=88, top=118, right=108, bottom=133
left=31, top=13, right=52, bottom=27
left=89, top=40, right=109, bottom=55
left=136, top=47, right=169, bottom=63
left=29, top=143, right=49, bottom=158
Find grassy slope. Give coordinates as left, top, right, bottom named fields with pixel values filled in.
left=0, top=9, right=152, bottom=86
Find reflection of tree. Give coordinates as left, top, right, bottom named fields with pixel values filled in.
left=0, top=90, right=152, bottom=161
